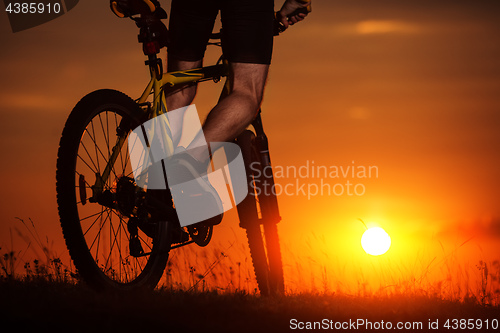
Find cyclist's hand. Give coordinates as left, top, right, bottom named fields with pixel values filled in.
left=110, top=0, right=159, bottom=17
left=277, top=0, right=311, bottom=29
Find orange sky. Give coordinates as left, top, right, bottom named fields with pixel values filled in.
left=1, top=1, right=499, bottom=293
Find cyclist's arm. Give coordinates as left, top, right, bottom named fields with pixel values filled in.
left=277, top=0, right=311, bottom=29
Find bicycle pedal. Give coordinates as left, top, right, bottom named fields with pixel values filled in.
left=129, top=235, right=145, bottom=257
left=127, top=217, right=139, bottom=234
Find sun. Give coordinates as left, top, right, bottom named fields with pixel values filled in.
left=361, top=227, right=391, bottom=256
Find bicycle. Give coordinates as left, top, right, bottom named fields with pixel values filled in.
left=55, top=1, right=300, bottom=295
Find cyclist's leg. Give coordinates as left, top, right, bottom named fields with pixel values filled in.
left=166, top=0, right=273, bottom=163
left=164, top=59, right=200, bottom=149
left=166, top=0, right=218, bottom=147
left=185, top=62, right=269, bottom=163
left=202, top=63, right=268, bottom=141
left=165, top=59, right=201, bottom=111
left=185, top=0, right=274, bottom=162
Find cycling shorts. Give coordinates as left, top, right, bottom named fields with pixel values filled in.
left=168, top=0, right=275, bottom=65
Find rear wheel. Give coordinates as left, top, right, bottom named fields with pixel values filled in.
left=236, top=130, right=285, bottom=295
left=56, top=89, right=171, bottom=290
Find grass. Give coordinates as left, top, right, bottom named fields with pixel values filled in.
left=1, top=278, right=499, bottom=333
left=0, top=218, right=77, bottom=284
left=1, top=218, right=499, bottom=332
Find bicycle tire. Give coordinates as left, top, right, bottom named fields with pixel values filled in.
left=236, top=130, right=284, bottom=295
left=263, top=223, right=284, bottom=294
left=56, top=89, right=171, bottom=290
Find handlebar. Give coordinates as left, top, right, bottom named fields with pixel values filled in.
left=111, top=0, right=309, bottom=59
left=111, top=0, right=158, bottom=18
left=274, top=1, right=312, bottom=35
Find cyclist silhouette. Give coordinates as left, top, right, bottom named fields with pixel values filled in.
left=112, top=0, right=311, bottom=225
left=166, top=0, right=311, bottom=163
left=114, top=0, right=310, bottom=158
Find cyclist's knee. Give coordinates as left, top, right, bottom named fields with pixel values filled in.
left=229, top=62, right=269, bottom=107
left=229, top=89, right=262, bottom=115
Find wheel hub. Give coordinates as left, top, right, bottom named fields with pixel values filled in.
left=115, top=176, right=137, bottom=217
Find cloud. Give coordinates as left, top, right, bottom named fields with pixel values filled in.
left=294, top=19, right=422, bottom=38
left=0, top=92, right=67, bottom=112
left=355, top=20, right=420, bottom=35
left=437, top=216, right=500, bottom=240
left=486, top=217, right=500, bottom=237
left=348, top=107, right=371, bottom=120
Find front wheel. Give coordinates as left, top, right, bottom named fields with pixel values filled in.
left=56, top=89, right=171, bottom=290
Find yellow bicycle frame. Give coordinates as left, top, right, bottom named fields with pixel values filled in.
left=92, top=62, right=229, bottom=196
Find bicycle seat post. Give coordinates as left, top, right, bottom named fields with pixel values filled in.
left=136, top=17, right=165, bottom=80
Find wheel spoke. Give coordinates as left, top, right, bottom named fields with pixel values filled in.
left=77, top=153, right=97, bottom=175
left=80, top=211, right=104, bottom=222
left=90, top=119, right=101, bottom=172
left=83, top=128, right=109, bottom=168
left=100, top=208, right=116, bottom=273
left=98, top=113, right=111, bottom=158
left=79, top=140, right=100, bottom=174
left=104, top=211, right=122, bottom=275
left=58, top=94, right=170, bottom=288
left=88, top=207, right=107, bottom=251
left=82, top=126, right=108, bottom=163
left=83, top=127, right=120, bottom=182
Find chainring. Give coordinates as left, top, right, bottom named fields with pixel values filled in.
left=187, top=224, right=213, bottom=247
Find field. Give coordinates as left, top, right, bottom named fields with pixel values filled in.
left=1, top=278, right=499, bottom=333
left=1, top=218, right=499, bottom=332
left=1, top=247, right=499, bottom=332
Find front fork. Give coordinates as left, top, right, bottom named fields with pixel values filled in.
left=251, top=112, right=282, bottom=225
left=218, top=75, right=282, bottom=226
